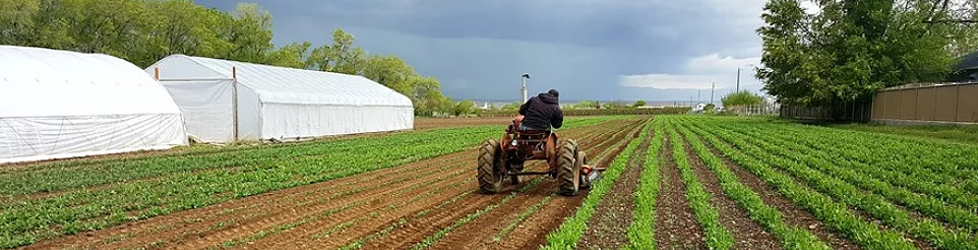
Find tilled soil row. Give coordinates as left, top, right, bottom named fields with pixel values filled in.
left=654, top=135, right=707, bottom=249
left=263, top=124, right=638, bottom=250
left=422, top=119, right=647, bottom=250
left=339, top=119, right=644, bottom=250
left=20, top=118, right=642, bottom=250
left=576, top=127, right=652, bottom=249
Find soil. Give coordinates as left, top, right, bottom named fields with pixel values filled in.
left=681, top=137, right=782, bottom=249
left=699, top=136, right=861, bottom=250
left=20, top=118, right=645, bottom=250
left=654, top=137, right=707, bottom=250
left=575, top=129, right=651, bottom=249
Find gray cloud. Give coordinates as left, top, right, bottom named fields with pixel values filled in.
left=196, top=0, right=768, bottom=101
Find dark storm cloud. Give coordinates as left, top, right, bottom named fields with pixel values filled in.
left=195, top=0, right=767, bottom=101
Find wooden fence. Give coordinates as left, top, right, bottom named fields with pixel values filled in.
left=871, top=82, right=978, bottom=124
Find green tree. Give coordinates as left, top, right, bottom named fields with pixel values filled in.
left=501, top=101, right=522, bottom=111
left=721, top=91, right=765, bottom=107
left=757, top=0, right=974, bottom=106
left=453, top=99, right=476, bottom=116
left=632, top=100, right=647, bottom=108
left=0, top=0, right=40, bottom=46
left=573, top=100, right=597, bottom=109
left=266, top=41, right=312, bottom=68
left=305, top=29, right=367, bottom=74
left=222, top=2, right=275, bottom=64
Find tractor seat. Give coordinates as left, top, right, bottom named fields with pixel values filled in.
left=516, top=130, right=551, bottom=140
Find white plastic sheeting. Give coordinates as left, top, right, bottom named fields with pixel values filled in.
left=146, top=55, right=414, bottom=143
left=0, top=46, right=188, bottom=164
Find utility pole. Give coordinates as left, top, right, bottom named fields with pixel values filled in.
left=697, top=90, right=701, bottom=103
left=736, top=68, right=741, bottom=92
left=521, top=73, right=531, bottom=103
left=711, top=82, right=716, bottom=105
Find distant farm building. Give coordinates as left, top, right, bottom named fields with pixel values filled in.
left=147, top=55, right=414, bottom=143
left=0, top=46, right=188, bottom=164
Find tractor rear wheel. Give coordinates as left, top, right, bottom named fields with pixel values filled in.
left=478, top=139, right=503, bottom=194
left=557, top=139, right=580, bottom=196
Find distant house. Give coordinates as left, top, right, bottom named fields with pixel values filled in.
left=948, top=51, right=978, bottom=82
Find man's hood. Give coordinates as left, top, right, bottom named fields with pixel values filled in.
left=538, top=93, right=558, bottom=104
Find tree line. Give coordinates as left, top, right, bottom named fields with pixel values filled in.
left=0, top=0, right=459, bottom=116
left=757, top=0, right=978, bottom=107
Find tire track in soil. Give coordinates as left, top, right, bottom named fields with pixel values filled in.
left=654, top=136, right=707, bottom=250
left=576, top=129, right=651, bottom=249
left=256, top=120, right=635, bottom=250
left=680, top=135, right=782, bottom=249
left=354, top=119, right=645, bottom=250
left=697, top=135, right=861, bottom=250
left=426, top=123, right=643, bottom=250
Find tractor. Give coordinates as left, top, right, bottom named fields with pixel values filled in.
left=477, top=115, right=603, bottom=196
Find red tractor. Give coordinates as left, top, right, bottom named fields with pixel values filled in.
left=477, top=115, right=602, bottom=196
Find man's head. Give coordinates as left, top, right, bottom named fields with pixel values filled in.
left=547, top=89, right=559, bottom=98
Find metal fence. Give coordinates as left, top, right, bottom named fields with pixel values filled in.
left=726, top=104, right=780, bottom=116
left=779, top=101, right=873, bottom=122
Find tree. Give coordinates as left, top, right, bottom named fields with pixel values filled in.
left=501, top=101, right=522, bottom=111
left=721, top=91, right=765, bottom=107
left=223, top=2, right=275, bottom=64
left=453, top=100, right=476, bottom=116
left=305, top=29, right=367, bottom=74
left=0, top=0, right=40, bottom=46
left=266, top=41, right=312, bottom=69
left=632, top=100, right=647, bottom=108
left=756, top=0, right=974, bottom=106
left=573, top=100, right=597, bottom=109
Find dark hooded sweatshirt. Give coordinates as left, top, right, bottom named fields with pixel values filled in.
left=518, top=92, right=564, bottom=130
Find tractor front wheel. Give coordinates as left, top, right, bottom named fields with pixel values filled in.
left=478, top=139, right=504, bottom=194
left=556, top=139, right=580, bottom=196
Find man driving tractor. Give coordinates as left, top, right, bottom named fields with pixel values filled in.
left=517, top=89, right=564, bottom=131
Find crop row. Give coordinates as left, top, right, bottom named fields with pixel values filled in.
left=672, top=119, right=829, bottom=249
left=624, top=118, right=664, bottom=249
left=722, top=121, right=978, bottom=202
left=678, top=116, right=978, bottom=249
left=663, top=121, right=734, bottom=248
left=0, top=116, right=633, bottom=249
left=409, top=118, right=649, bottom=249
left=541, top=118, right=653, bottom=249
left=689, top=119, right=977, bottom=249
left=676, top=117, right=915, bottom=249
left=716, top=122, right=978, bottom=232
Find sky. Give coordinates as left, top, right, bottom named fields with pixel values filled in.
left=196, top=0, right=774, bottom=103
